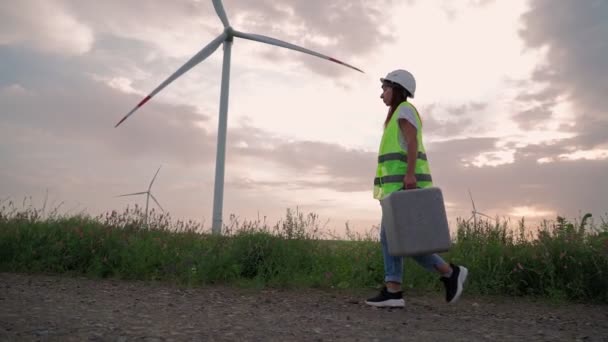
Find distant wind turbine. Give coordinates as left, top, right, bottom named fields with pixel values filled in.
left=114, top=0, right=364, bottom=234
left=466, top=189, right=494, bottom=226
left=117, top=166, right=165, bottom=226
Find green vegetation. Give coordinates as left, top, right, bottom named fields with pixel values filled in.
left=1, top=199, right=607, bottom=303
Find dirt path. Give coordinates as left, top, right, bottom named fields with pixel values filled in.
left=1, top=273, right=607, bottom=341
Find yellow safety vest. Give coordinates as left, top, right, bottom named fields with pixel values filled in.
left=373, top=101, right=433, bottom=199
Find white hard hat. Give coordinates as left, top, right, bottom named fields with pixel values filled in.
left=380, top=69, right=416, bottom=98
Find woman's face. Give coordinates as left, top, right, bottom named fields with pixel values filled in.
left=380, top=84, right=393, bottom=106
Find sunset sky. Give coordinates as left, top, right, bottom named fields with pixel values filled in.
left=1, top=0, right=606, bottom=235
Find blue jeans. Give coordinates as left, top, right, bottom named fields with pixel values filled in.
left=380, top=222, right=447, bottom=283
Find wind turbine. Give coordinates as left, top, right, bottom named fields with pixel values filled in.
left=117, top=166, right=165, bottom=226
left=466, top=189, right=494, bottom=227
left=114, top=0, right=364, bottom=234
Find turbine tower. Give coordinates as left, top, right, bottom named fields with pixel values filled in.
left=114, top=0, right=363, bottom=234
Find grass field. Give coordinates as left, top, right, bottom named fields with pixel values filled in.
left=1, top=199, right=607, bottom=303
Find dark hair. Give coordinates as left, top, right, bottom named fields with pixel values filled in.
left=383, top=82, right=412, bottom=128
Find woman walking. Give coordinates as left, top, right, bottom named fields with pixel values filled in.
left=365, top=69, right=468, bottom=308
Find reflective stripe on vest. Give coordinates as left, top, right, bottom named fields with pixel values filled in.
left=373, top=101, right=433, bottom=200
left=374, top=174, right=433, bottom=185
left=378, top=152, right=428, bottom=163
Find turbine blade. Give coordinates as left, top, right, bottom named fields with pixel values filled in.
left=148, top=165, right=162, bottom=190
left=150, top=193, right=165, bottom=212
left=116, top=191, right=148, bottom=197
left=115, top=33, right=227, bottom=127
left=468, top=189, right=477, bottom=212
left=478, top=212, right=495, bottom=220
left=233, top=30, right=364, bottom=73
left=212, top=0, right=230, bottom=28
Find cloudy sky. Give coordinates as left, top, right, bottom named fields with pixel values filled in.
left=1, top=0, right=606, bottom=234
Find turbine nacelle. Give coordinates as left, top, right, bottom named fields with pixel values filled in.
left=223, top=26, right=235, bottom=38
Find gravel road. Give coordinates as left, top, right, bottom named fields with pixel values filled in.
left=1, top=273, right=607, bottom=341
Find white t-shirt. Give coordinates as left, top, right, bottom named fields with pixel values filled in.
left=395, top=104, right=419, bottom=151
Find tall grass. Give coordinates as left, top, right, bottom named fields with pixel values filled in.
left=1, top=198, right=607, bottom=302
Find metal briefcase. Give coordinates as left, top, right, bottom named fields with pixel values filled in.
left=380, top=187, right=452, bottom=256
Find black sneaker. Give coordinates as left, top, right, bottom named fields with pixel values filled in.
left=440, top=264, right=468, bottom=304
left=365, top=287, right=405, bottom=308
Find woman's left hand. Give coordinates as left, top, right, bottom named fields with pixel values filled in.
left=403, top=174, right=417, bottom=189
